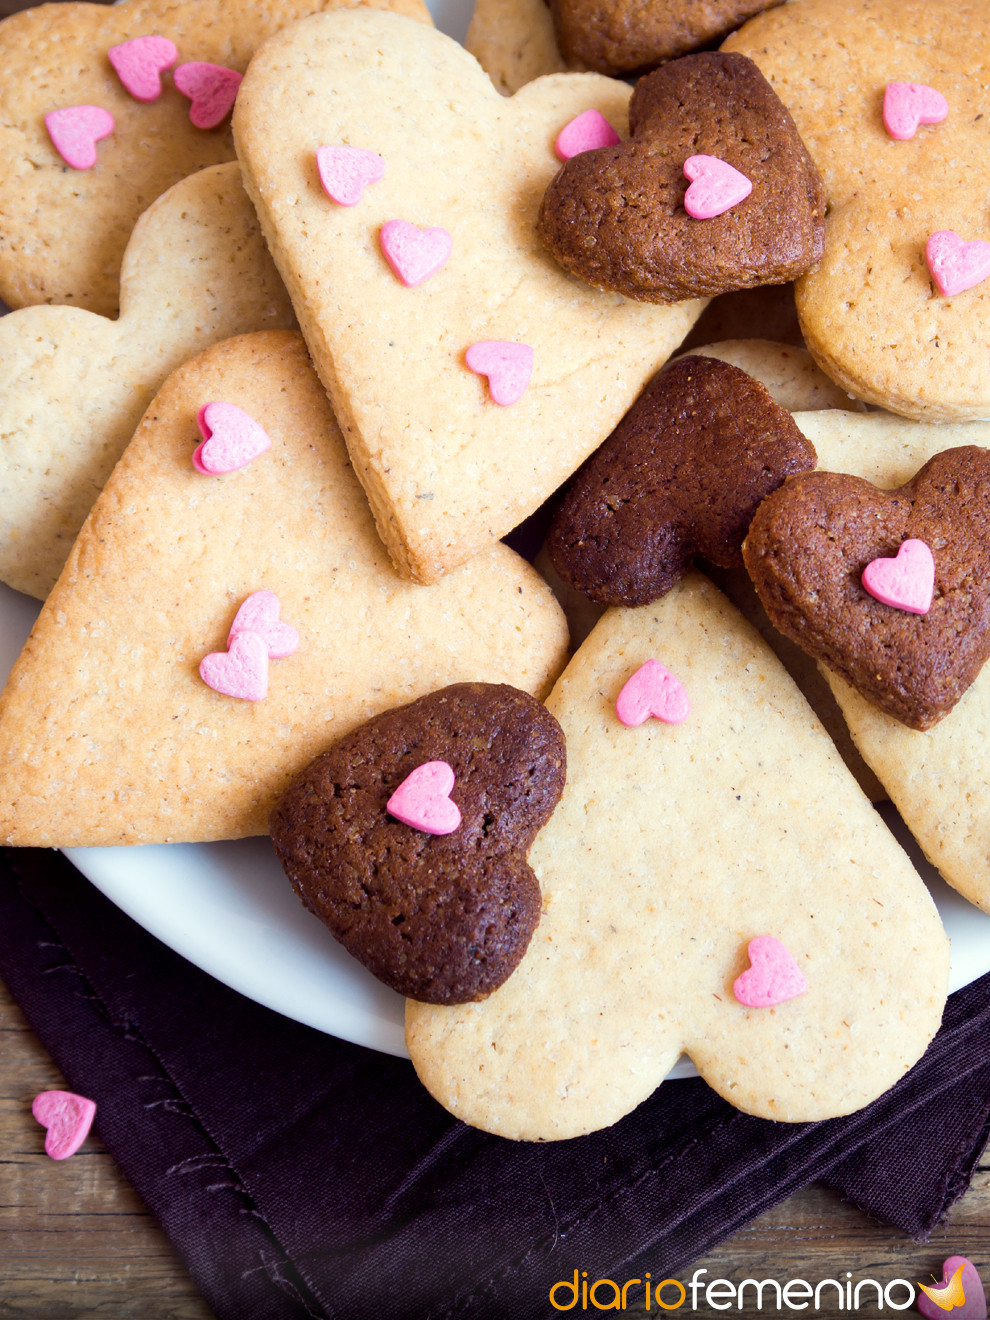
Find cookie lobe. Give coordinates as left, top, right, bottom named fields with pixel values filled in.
left=269, top=683, right=566, bottom=1003
left=548, top=355, right=817, bottom=605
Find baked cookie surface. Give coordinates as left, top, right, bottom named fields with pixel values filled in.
left=0, top=0, right=428, bottom=317
left=0, top=331, right=569, bottom=846
left=0, top=162, right=295, bottom=600
left=725, top=0, right=990, bottom=420
left=407, top=575, right=948, bottom=1137
left=233, top=9, right=702, bottom=583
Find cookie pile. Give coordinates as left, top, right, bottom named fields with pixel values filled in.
left=3, top=0, right=989, bottom=1139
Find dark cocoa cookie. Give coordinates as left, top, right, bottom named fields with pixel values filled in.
left=537, top=52, right=826, bottom=303
left=269, top=683, right=566, bottom=1004
left=743, top=446, right=990, bottom=730
left=547, top=355, right=817, bottom=606
left=548, top=0, right=784, bottom=78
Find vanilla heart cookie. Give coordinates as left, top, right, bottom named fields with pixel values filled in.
left=0, top=0, right=428, bottom=318
left=547, top=355, right=816, bottom=605
left=786, top=408, right=990, bottom=913
left=406, top=574, right=948, bottom=1136
left=233, top=9, right=702, bottom=583
left=537, top=52, right=826, bottom=303
left=0, top=332, right=568, bottom=846
left=0, top=163, right=295, bottom=601
left=724, top=0, right=990, bottom=420
left=271, top=683, right=566, bottom=1002
left=743, top=445, right=990, bottom=731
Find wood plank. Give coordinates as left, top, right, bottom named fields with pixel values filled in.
left=2, top=970, right=987, bottom=1315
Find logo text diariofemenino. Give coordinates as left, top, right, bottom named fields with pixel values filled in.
left=549, top=1267, right=919, bottom=1311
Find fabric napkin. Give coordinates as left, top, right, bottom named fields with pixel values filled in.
left=2, top=847, right=989, bottom=1319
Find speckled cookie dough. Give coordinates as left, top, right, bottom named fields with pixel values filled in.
left=0, top=163, right=296, bottom=600
left=233, top=9, right=702, bottom=584
left=725, top=0, right=990, bottom=420
left=407, top=573, right=948, bottom=1138
left=0, top=0, right=429, bottom=317
left=0, top=331, right=569, bottom=847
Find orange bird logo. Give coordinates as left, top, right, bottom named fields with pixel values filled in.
left=918, top=1263, right=967, bottom=1312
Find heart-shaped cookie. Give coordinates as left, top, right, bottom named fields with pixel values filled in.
left=271, top=683, right=565, bottom=1003
left=743, top=445, right=990, bottom=730
left=537, top=51, right=825, bottom=304
left=0, top=332, right=568, bottom=846
left=0, top=162, right=296, bottom=600
left=406, top=574, right=948, bottom=1137
left=233, top=9, right=702, bottom=582
left=546, top=0, right=784, bottom=77
left=724, top=0, right=990, bottom=420
left=547, top=355, right=817, bottom=605
left=0, top=0, right=428, bottom=317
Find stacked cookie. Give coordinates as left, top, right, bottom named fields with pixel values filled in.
left=2, top=0, right=988, bottom=1139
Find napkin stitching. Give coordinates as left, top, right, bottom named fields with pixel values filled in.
left=9, top=855, right=333, bottom=1320
left=442, top=1107, right=745, bottom=1317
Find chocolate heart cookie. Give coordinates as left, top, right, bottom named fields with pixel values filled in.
left=547, top=355, right=817, bottom=605
left=548, top=0, right=784, bottom=77
left=537, top=52, right=826, bottom=303
left=269, top=683, right=566, bottom=1004
left=743, top=446, right=990, bottom=730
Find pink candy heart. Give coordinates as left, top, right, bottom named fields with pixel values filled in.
left=108, top=35, right=178, bottom=102
left=228, top=591, right=299, bottom=658
left=317, top=144, right=385, bottom=205
left=733, top=936, right=807, bottom=1008
left=173, top=62, right=242, bottom=130
left=683, top=154, right=752, bottom=220
left=926, top=229, right=990, bottom=297
left=387, top=761, right=461, bottom=835
left=918, top=1257, right=987, bottom=1320
left=554, top=108, right=621, bottom=161
left=379, top=220, right=452, bottom=287
left=614, top=659, right=689, bottom=728
left=32, top=1090, right=96, bottom=1161
left=883, top=81, right=948, bottom=141
left=465, top=340, right=533, bottom=406
left=45, top=105, right=114, bottom=170
left=193, top=401, right=272, bottom=474
left=199, top=630, right=269, bottom=701
left=862, top=537, right=935, bottom=614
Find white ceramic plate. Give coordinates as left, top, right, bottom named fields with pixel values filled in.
left=5, top=0, right=990, bottom=1074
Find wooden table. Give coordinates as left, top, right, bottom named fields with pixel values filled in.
left=2, top=973, right=987, bottom=1318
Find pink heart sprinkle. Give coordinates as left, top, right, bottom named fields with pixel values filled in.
left=316, top=145, right=385, bottom=205
left=554, top=108, right=621, bottom=161
left=926, top=229, right=990, bottom=297
left=45, top=105, right=114, bottom=170
left=379, top=220, right=452, bottom=287
left=173, top=62, right=242, bottom=130
left=683, top=154, right=752, bottom=219
left=108, top=35, right=178, bottom=102
left=227, top=591, right=299, bottom=658
left=918, top=1257, right=987, bottom=1320
left=733, top=936, right=807, bottom=1008
left=615, top=659, right=689, bottom=728
left=199, top=630, right=269, bottom=701
left=862, top=538, right=935, bottom=615
left=465, top=340, right=533, bottom=406
left=32, top=1090, right=96, bottom=1161
left=883, top=81, right=948, bottom=141
left=192, top=401, right=271, bottom=474
left=387, top=761, right=461, bottom=835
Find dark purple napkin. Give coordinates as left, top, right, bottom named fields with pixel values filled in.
left=2, top=845, right=989, bottom=1320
